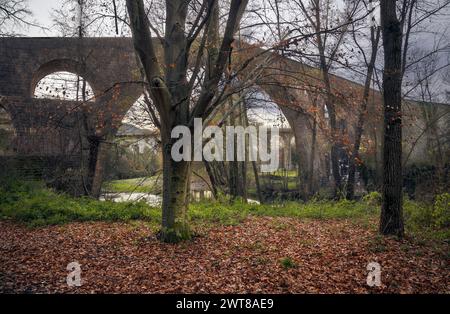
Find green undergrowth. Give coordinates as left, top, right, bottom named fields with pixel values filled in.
left=102, top=176, right=162, bottom=194
left=0, top=180, right=159, bottom=227
left=0, top=180, right=447, bottom=242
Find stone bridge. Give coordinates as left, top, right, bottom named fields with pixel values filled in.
left=0, top=37, right=447, bottom=196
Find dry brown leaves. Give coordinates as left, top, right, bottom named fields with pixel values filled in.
left=0, top=217, right=448, bottom=293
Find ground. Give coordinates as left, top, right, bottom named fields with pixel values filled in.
left=1, top=216, right=448, bottom=293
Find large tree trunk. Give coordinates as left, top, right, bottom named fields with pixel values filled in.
left=379, top=0, right=404, bottom=237
left=160, top=137, right=191, bottom=242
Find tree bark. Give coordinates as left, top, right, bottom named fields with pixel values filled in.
left=90, top=140, right=108, bottom=198
left=347, top=28, right=381, bottom=200
left=160, top=137, right=191, bottom=242
left=314, top=10, right=342, bottom=199
left=379, top=0, right=404, bottom=237
left=308, top=112, right=317, bottom=196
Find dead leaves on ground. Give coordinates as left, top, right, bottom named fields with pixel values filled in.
left=0, top=217, right=448, bottom=293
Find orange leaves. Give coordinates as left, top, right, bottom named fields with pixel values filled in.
left=341, top=136, right=351, bottom=147
left=307, top=106, right=320, bottom=114
left=0, top=218, right=448, bottom=293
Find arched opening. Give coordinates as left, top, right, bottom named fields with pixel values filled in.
left=110, top=94, right=161, bottom=180
left=33, top=71, right=95, bottom=102
left=245, top=87, right=291, bottom=129
left=101, top=94, right=163, bottom=203
left=25, top=71, right=95, bottom=158
left=226, top=86, right=298, bottom=200
left=30, top=59, right=97, bottom=100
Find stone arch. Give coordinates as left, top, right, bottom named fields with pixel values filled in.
left=30, top=59, right=99, bottom=99
left=34, top=71, right=96, bottom=103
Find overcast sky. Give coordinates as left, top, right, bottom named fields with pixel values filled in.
left=20, top=0, right=450, bottom=104
left=27, top=0, right=58, bottom=36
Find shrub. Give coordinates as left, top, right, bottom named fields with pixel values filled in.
left=432, top=193, right=450, bottom=228
left=403, top=195, right=450, bottom=241
left=362, top=191, right=382, bottom=208
left=404, top=198, right=434, bottom=228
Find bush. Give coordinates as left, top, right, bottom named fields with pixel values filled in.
left=403, top=198, right=433, bottom=228
left=403, top=195, right=450, bottom=241
left=432, top=193, right=450, bottom=228
left=362, top=191, right=382, bottom=208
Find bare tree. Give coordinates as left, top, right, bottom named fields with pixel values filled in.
left=346, top=0, right=381, bottom=200
left=0, top=0, right=33, bottom=36
left=126, top=0, right=249, bottom=242
left=52, top=0, right=129, bottom=37
left=282, top=0, right=361, bottom=198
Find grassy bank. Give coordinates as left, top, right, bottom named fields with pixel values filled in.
left=0, top=180, right=448, bottom=241
left=102, top=176, right=162, bottom=194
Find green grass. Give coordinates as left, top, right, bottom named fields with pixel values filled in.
left=0, top=180, right=161, bottom=227
left=188, top=197, right=378, bottom=228
left=0, top=181, right=377, bottom=227
left=102, top=176, right=162, bottom=194
left=0, top=180, right=448, bottom=243
left=280, top=257, right=297, bottom=269
left=271, top=170, right=298, bottom=177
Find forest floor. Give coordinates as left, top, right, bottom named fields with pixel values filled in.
left=1, top=216, right=448, bottom=293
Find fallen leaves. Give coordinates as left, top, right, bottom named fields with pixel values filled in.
left=0, top=217, right=448, bottom=293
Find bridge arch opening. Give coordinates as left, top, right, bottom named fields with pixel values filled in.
left=33, top=71, right=95, bottom=102
left=102, top=93, right=162, bottom=184
left=244, top=87, right=299, bottom=174
left=31, top=59, right=96, bottom=101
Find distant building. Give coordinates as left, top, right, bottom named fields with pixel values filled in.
left=115, top=123, right=160, bottom=154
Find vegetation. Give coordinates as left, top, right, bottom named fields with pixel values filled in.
left=0, top=180, right=159, bottom=227
left=1, top=180, right=447, bottom=242
left=0, top=0, right=448, bottom=294
left=403, top=194, right=450, bottom=241
left=280, top=257, right=297, bottom=269
left=103, top=176, right=162, bottom=194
